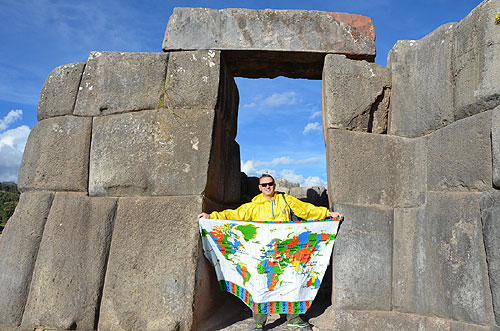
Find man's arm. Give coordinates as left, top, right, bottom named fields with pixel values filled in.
left=286, top=194, right=343, bottom=220
left=198, top=202, right=254, bottom=221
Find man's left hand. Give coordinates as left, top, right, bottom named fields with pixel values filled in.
left=330, top=211, right=344, bottom=220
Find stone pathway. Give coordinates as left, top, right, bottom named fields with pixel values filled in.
left=216, top=314, right=320, bottom=330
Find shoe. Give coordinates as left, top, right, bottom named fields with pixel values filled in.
left=253, top=323, right=265, bottom=330
left=287, top=320, right=312, bottom=330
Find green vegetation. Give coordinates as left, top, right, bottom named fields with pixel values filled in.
left=0, top=182, right=20, bottom=233
left=496, top=11, right=500, bottom=24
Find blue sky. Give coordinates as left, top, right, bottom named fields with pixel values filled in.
left=0, top=0, right=482, bottom=185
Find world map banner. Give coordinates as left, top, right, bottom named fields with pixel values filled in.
left=199, top=218, right=340, bottom=314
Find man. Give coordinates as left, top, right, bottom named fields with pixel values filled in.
left=198, top=174, right=343, bottom=330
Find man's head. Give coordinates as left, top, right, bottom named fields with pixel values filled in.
left=259, top=174, right=276, bottom=200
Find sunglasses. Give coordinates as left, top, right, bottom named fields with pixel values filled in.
left=260, top=182, right=275, bottom=187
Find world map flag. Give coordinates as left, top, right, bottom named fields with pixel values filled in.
left=199, top=218, right=340, bottom=314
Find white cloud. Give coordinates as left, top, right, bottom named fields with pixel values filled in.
left=0, top=109, right=30, bottom=182
left=244, top=92, right=300, bottom=108
left=0, top=125, right=31, bottom=182
left=303, top=176, right=327, bottom=187
left=0, top=109, right=23, bottom=131
left=241, top=160, right=278, bottom=178
left=279, top=169, right=327, bottom=187
left=262, top=92, right=298, bottom=106
left=241, top=160, right=258, bottom=176
left=309, top=111, right=322, bottom=120
left=241, top=160, right=327, bottom=188
left=303, top=122, right=322, bottom=134
left=243, top=102, right=256, bottom=108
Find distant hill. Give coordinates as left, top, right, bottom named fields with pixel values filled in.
left=0, top=182, right=20, bottom=233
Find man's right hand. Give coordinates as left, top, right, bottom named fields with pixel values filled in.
left=198, top=212, right=211, bottom=220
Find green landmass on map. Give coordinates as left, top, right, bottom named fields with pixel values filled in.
left=236, top=224, right=258, bottom=241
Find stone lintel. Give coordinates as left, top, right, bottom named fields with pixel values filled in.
left=163, top=8, right=376, bottom=79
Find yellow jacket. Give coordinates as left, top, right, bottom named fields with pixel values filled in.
left=210, top=193, right=330, bottom=222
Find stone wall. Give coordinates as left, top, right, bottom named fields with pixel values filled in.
left=0, top=50, right=240, bottom=330
left=316, top=0, right=500, bottom=329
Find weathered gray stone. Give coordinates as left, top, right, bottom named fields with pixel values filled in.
left=165, top=51, right=239, bottom=139
left=216, top=58, right=239, bottom=139
left=393, top=192, right=495, bottom=325
left=331, top=204, right=393, bottom=311
left=0, top=192, right=54, bottom=326
left=89, top=108, right=214, bottom=197
left=163, top=8, right=376, bottom=79
left=205, top=114, right=241, bottom=205
left=18, top=116, right=91, bottom=193
left=450, top=321, right=500, bottom=331
left=480, top=189, right=500, bottom=325
left=326, top=129, right=426, bottom=208
left=37, top=62, right=85, bottom=121
left=0, top=326, right=42, bottom=331
left=165, top=50, right=220, bottom=111
left=21, top=193, right=117, bottom=330
left=275, top=178, right=300, bottom=189
left=388, top=23, right=455, bottom=137
left=323, top=54, right=391, bottom=133
left=492, top=106, right=500, bottom=188
left=311, top=309, right=498, bottom=331
left=74, top=52, right=168, bottom=116
left=388, top=0, right=500, bottom=137
left=240, top=174, right=260, bottom=203
left=98, top=196, right=211, bottom=331
left=426, top=111, right=492, bottom=192
left=393, top=206, right=425, bottom=314
left=289, top=186, right=328, bottom=208
left=453, top=0, right=500, bottom=118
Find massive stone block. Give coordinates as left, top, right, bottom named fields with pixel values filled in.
left=74, top=52, right=168, bottom=116
left=388, top=23, right=455, bottom=138
left=289, top=186, right=329, bottom=208
left=165, top=50, right=239, bottom=139
left=492, top=106, right=500, bottom=188
left=205, top=114, right=241, bottom=205
left=163, top=8, right=376, bottom=78
left=21, top=193, right=117, bottom=330
left=326, top=129, right=426, bottom=208
left=216, top=55, right=240, bottom=140
left=393, top=192, right=495, bottom=325
left=453, top=0, right=500, bottom=118
left=0, top=192, right=54, bottom=326
left=332, top=204, right=393, bottom=311
left=323, top=54, right=391, bottom=133
left=165, top=50, right=220, bottom=110
left=37, top=62, right=85, bottom=121
left=480, top=189, right=500, bottom=325
left=98, top=196, right=210, bottom=331
left=388, top=0, right=500, bottom=138
left=311, top=309, right=499, bottom=331
left=425, top=111, right=492, bottom=192
left=89, top=108, right=214, bottom=197
left=18, top=116, right=91, bottom=193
